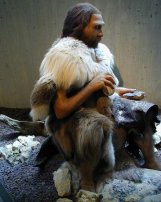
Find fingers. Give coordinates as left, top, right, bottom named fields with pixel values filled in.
left=89, top=73, right=116, bottom=92
left=127, top=88, right=136, bottom=92
left=116, top=87, right=137, bottom=96
left=103, top=74, right=115, bottom=90
left=103, top=79, right=115, bottom=90
left=104, top=74, right=116, bottom=85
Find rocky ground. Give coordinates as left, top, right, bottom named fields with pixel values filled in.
left=0, top=107, right=161, bottom=202
left=0, top=108, right=66, bottom=202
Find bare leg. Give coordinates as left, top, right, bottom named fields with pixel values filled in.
left=135, top=128, right=161, bottom=170
left=134, top=109, right=161, bottom=170
left=54, top=123, right=73, bottom=160
left=79, top=161, right=96, bottom=191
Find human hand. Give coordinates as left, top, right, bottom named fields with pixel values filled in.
left=116, top=87, right=136, bottom=96
left=88, top=74, right=116, bottom=94
left=121, top=89, right=145, bottom=100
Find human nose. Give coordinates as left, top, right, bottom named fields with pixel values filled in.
left=98, top=29, right=103, bottom=38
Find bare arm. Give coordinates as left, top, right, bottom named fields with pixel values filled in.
left=54, top=74, right=115, bottom=119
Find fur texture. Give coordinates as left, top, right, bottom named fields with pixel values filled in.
left=40, top=37, right=118, bottom=90
left=30, top=37, right=118, bottom=121
left=30, top=76, right=56, bottom=121
left=51, top=108, right=115, bottom=191
left=31, top=37, right=117, bottom=191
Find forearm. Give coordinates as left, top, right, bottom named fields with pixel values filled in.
left=54, top=73, right=115, bottom=119
left=54, top=83, right=96, bottom=119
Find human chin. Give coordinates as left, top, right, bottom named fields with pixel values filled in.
left=86, top=40, right=99, bottom=48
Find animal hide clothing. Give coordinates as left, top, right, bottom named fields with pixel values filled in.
left=30, top=37, right=119, bottom=121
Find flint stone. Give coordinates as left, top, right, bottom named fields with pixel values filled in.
left=53, top=168, right=71, bottom=197
left=102, top=196, right=118, bottom=202
left=124, top=194, right=141, bottom=202
left=76, top=189, right=103, bottom=202
left=0, top=135, right=40, bottom=164
left=56, top=198, right=73, bottom=202
left=122, top=90, right=145, bottom=100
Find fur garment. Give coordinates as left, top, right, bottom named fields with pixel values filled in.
left=30, top=37, right=119, bottom=121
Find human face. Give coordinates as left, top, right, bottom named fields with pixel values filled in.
left=81, top=14, right=105, bottom=48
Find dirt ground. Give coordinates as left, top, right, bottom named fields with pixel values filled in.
left=0, top=107, right=161, bottom=202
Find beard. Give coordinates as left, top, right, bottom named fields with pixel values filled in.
left=78, top=34, right=100, bottom=48
left=83, top=38, right=99, bottom=48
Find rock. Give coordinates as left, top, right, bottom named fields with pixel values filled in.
left=153, top=123, right=161, bottom=145
left=102, top=196, right=118, bottom=202
left=56, top=198, right=73, bottom=202
left=122, top=90, right=145, bottom=100
left=53, top=168, right=71, bottom=197
left=98, top=168, right=161, bottom=202
left=153, top=134, right=160, bottom=145
left=142, top=193, right=161, bottom=202
left=76, top=189, right=103, bottom=202
left=0, top=135, right=40, bottom=164
left=60, top=161, right=80, bottom=194
left=124, top=194, right=141, bottom=202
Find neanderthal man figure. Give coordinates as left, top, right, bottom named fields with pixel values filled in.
left=30, top=3, right=161, bottom=191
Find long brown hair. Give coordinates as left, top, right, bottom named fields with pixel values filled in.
left=61, top=3, right=100, bottom=38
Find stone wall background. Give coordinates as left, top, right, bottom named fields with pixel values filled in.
left=0, top=0, right=161, bottom=107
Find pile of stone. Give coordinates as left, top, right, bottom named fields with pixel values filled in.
left=0, top=135, right=40, bottom=164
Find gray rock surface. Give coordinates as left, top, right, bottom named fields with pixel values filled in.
left=142, top=193, right=161, bottom=202
left=98, top=168, right=161, bottom=202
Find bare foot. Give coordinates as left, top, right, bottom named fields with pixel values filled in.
left=142, top=160, right=161, bottom=171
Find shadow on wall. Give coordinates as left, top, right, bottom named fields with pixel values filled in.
left=113, top=65, right=124, bottom=87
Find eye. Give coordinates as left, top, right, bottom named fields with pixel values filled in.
left=95, top=25, right=102, bottom=30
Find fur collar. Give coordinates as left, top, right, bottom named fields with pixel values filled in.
left=39, top=37, right=118, bottom=90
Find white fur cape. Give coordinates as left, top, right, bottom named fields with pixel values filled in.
left=30, top=37, right=119, bottom=121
